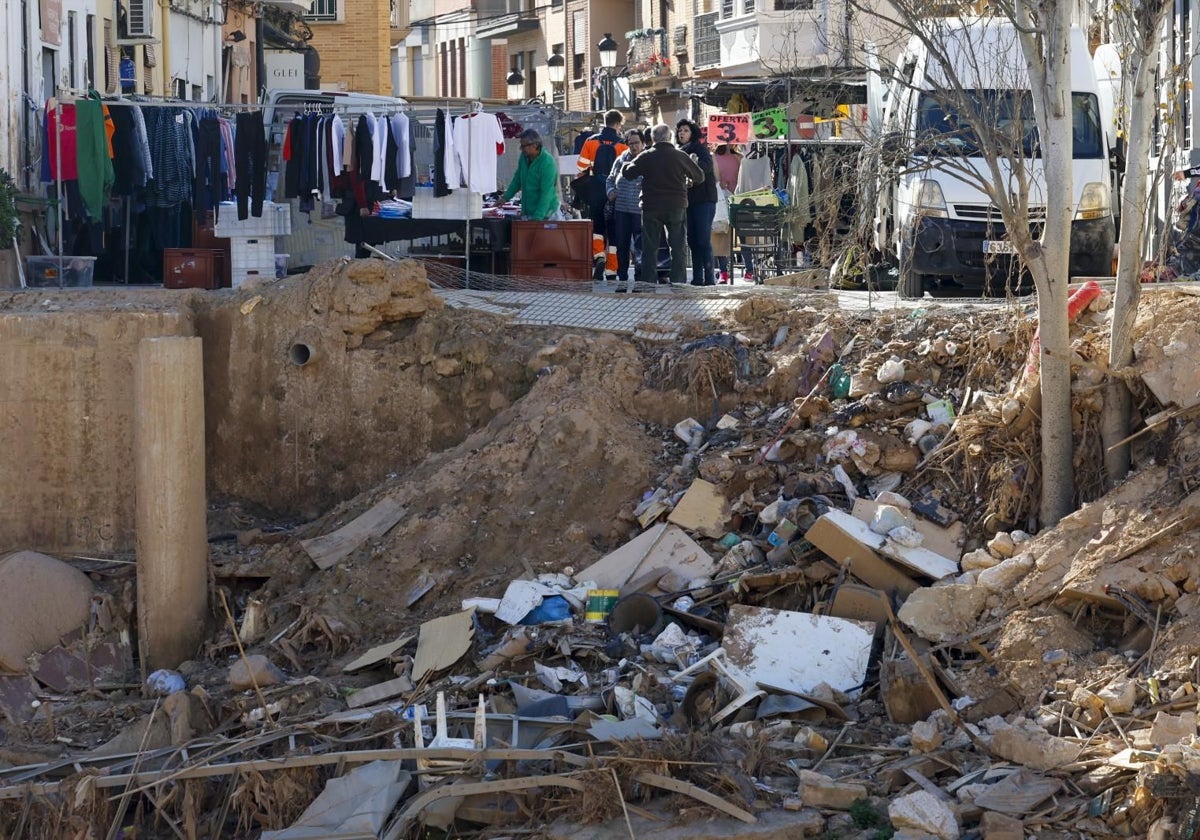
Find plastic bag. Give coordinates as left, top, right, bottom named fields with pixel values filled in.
left=713, top=187, right=731, bottom=233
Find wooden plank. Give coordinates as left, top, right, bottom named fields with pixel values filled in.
left=345, top=676, right=415, bottom=709
left=635, top=772, right=757, bottom=824
left=300, top=498, right=405, bottom=570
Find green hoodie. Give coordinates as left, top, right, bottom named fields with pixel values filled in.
left=502, top=148, right=560, bottom=220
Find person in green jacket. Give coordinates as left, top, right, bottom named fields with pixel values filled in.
left=502, top=129, right=562, bottom=221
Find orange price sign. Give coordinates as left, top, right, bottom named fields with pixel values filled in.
left=707, top=113, right=751, bottom=145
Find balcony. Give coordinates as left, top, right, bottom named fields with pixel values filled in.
left=391, top=0, right=410, bottom=44
left=626, top=29, right=676, bottom=87
left=476, top=0, right=539, bottom=38
left=715, top=0, right=844, bottom=76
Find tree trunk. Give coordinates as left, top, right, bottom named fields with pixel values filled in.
left=1021, top=9, right=1076, bottom=527
left=1102, top=0, right=1172, bottom=486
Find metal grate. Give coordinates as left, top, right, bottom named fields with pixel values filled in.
left=693, top=12, right=719, bottom=67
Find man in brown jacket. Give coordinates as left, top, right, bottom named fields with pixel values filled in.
left=617, top=123, right=704, bottom=286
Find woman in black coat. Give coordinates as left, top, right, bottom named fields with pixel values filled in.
left=676, top=118, right=718, bottom=286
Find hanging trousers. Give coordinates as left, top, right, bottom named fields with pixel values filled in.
left=235, top=111, right=267, bottom=219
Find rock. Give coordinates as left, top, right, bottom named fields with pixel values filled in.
left=984, top=718, right=1080, bottom=771
left=870, top=505, right=911, bottom=535
left=911, top=718, right=944, bottom=753
left=961, top=548, right=1000, bottom=572
left=889, top=790, right=959, bottom=839
left=976, top=552, right=1035, bottom=593
left=897, top=585, right=988, bottom=643
left=1071, top=687, right=1105, bottom=711
left=877, top=358, right=906, bottom=384
left=1098, top=678, right=1137, bottom=714
left=0, top=551, right=94, bottom=672
left=796, top=769, right=869, bottom=810
left=979, top=810, right=1024, bottom=840
left=876, top=491, right=913, bottom=510
left=228, top=655, right=285, bottom=691
left=986, top=532, right=1016, bottom=558
left=1151, top=711, right=1197, bottom=746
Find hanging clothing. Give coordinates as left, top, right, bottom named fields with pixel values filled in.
left=451, top=111, right=504, bottom=193
left=194, top=114, right=226, bottom=222
left=735, top=154, right=771, bottom=194
left=75, top=95, right=115, bottom=221
left=433, top=109, right=452, bottom=197
left=788, top=151, right=812, bottom=234
left=144, top=107, right=195, bottom=208
left=234, top=110, right=267, bottom=218
left=44, top=100, right=80, bottom=182
left=390, top=112, right=411, bottom=178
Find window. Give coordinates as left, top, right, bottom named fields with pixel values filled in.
left=571, top=12, right=585, bottom=83
left=742, top=0, right=754, bottom=13
left=305, top=0, right=338, bottom=21
left=85, top=15, right=95, bottom=88
left=774, top=0, right=813, bottom=8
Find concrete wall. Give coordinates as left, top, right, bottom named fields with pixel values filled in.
left=0, top=305, right=194, bottom=555
left=306, top=0, right=392, bottom=93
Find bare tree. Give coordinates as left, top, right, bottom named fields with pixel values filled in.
left=1101, top=0, right=1176, bottom=485
left=858, top=3, right=1112, bottom=527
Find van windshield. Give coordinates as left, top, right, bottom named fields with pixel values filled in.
left=916, top=90, right=1104, bottom=159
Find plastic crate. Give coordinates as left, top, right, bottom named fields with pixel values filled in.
left=213, top=202, right=292, bottom=238
left=25, top=256, right=96, bottom=288
left=229, top=236, right=277, bottom=266
left=163, top=248, right=223, bottom=290
left=511, top=220, right=592, bottom=263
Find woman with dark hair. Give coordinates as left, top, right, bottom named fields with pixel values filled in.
left=676, top=118, right=718, bottom=286
left=501, top=128, right=562, bottom=221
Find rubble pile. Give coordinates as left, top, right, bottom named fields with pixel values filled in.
left=5, top=277, right=1200, bottom=839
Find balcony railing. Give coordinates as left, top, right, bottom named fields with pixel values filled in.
left=626, top=28, right=674, bottom=83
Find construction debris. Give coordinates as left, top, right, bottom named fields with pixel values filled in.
left=7, top=268, right=1200, bottom=838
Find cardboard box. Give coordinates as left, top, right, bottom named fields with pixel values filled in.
left=805, top=514, right=919, bottom=596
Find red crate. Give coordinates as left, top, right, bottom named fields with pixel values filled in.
left=163, top=248, right=223, bottom=290
left=510, top=220, right=593, bottom=263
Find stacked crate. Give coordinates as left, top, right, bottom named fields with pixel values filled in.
left=213, top=202, right=292, bottom=286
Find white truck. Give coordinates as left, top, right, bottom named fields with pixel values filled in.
left=872, top=18, right=1116, bottom=297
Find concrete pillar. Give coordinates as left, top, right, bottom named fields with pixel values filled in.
left=135, top=336, right=207, bottom=672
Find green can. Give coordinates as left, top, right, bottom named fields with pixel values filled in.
left=585, top=589, right=619, bottom=622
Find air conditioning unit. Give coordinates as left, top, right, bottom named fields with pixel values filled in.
left=125, top=0, right=153, bottom=38
left=673, top=24, right=688, bottom=55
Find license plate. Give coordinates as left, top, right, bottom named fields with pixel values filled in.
left=983, top=239, right=1016, bottom=254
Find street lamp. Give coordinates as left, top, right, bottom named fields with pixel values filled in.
left=546, top=50, right=566, bottom=106
left=506, top=68, right=525, bottom=101
left=597, top=33, right=618, bottom=111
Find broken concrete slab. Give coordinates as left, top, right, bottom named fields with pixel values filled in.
left=795, top=769, right=868, bottom=810
left=970, top=770, right=1062, bottom=816
left=347, top=676, right=415, bottom=709
left=301, top=497, right=405, bottom=570
left=897, top=584, right=989, bottom=644
left=978, top=810, right=1024, bottom=840
left=29, top=641, right=131, bottom=692
left=722, top=605, right=874, bottom=699
left=666, top=479, right=730, bottom=538
left=983, top=718, right=1080, bottom=772
left=0, top=551, right=94, bottom=673
left=889, top=790, right=960, bottom=840
left=1150, top=711, right=1197, bottom=746
left=0, top=674, right=40, bottom=724
left=575, top=523, right=715, bottom=593
left=342, top=633, right=416, bottom=673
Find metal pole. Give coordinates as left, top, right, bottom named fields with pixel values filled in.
left=55, top=99, right=63, bottom=284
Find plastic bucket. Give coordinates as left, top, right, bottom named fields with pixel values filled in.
left=585, top=589, right=619, bottom=622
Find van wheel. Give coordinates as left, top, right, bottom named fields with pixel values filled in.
left=898, top=261, right=925, bottom=299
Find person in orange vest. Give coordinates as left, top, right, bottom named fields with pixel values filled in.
left=577, top=109, right=628, bottom=282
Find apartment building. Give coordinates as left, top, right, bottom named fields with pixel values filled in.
left=303, top=0, right=397, bottom=93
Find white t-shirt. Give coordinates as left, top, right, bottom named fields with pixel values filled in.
left=451, top=112, right=505, bottom=194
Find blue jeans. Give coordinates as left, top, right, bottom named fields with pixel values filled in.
left=640, top=207, right=688, bottom=285
left=686, top=202, right=716, bottom=284
left=612, top=210, right=642, bottom=283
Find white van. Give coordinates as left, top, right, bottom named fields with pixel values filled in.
left=872, top=19, right=1116, bottom=297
